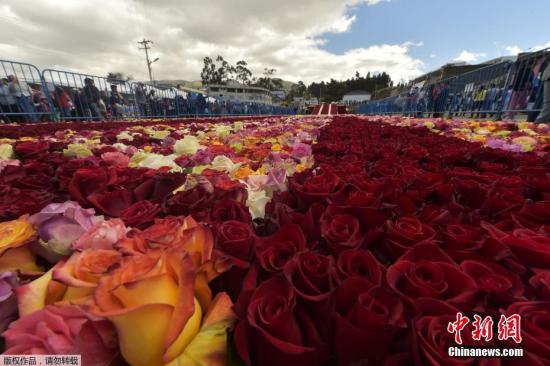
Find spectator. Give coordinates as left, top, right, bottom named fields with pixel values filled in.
left=109, top=84, right=125, bottom=118
left=53, top=86, right=74, bottom=120
left=147, top=90, right=158, bottom=116
left=82, top=78, right=101, bottom=119
left=135, top=82, right=147, bottom=116
left=473, top=85, right=487, bottom=118
left=0, top=78, right=18, bottom=122
left=484, top=83, right=498, bottom=116
left=535, top=62, right=550, bottom=123
left=506, top=59, right=535, bottom=119
left=7, top=75, right=36, bottom=122
left=31, top=88, right=51, bottom=121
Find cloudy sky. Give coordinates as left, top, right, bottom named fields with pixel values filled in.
left=0, top=0, right=548, bottom=84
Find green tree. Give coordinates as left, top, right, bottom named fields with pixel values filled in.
left=106, top=72, right=133, bottom=83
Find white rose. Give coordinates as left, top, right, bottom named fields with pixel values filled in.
left=174, top=136, right=203, bottom=156
left=116, top=131, right=134, bottom=141
left=138, top=153, right=183, bottom=172
left=246, top=189, right=271, bottom=220
left=211, top=155, right=242, bottom=174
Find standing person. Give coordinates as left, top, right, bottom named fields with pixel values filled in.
left=473, top=85, right=487, bottom=118
left=506, top=59, right=535, bottom=120
left=0, top=78, right=18, bottom=122
left=135, top=83, right=147, bottom=116
left=535, top=62, right=550, bottom=123
left=7, top=75, right=36, bottom=122
left=54, top=86, right=74, bottom=120
left=484, top=83, right=498, bottom=117
left=109, top=84, right=125, bottom=118
left=82, top=78, right=101, bottom=120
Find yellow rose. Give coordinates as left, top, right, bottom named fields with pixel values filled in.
left=93, top=249, right=235, bottom=366
left=0, top=144, right=14, bottom=160
left=63, top=144, right=93, bottom=158
left=0, top=216, right=36, bottom=255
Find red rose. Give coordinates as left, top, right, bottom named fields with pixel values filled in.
left=255, top=223, right=306, bottom=274
left=107, top=167, right=153, bottom=190
left=529, top=271, right=550, bottom=301
left=68, top=167, right=108, bottom=205
left=56, top=158, right=101, bottom=190
left=210, top=199, right=252, bottom=223
left=320, top=206, right=365, bottom=255
left=283, top=251, right=339, bottom=302
left=14, top=141, right=50, bottom=159
left=483, top=223, right=550, bottom=269
left=504, top=302, right=550, bottom=364
left=514, top=200, right=550, bottom=229
left=336, top=249, right=384, bottom=285
left=290, top=170, right=342, bottom=209
left=164, top=185, right=213, bottom=217
left=387, top=244, right=477, bottom=306
left=385, top=217, right=436, bottom=258
left=119, top=200, right=161, bottom=228
left=334, top=278, right=406, bottom=366
left=460, top=259, right=524, bottom=312
left=211, top=221, right=256, bottom=300
left=133, top=172, right=186, bottom=203
left=234, top=277, right=328, bottom=366
left=87, top=188, right=135, bottom=217
left=411, top=299, right=483, bottom=366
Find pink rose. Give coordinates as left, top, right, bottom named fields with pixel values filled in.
left=101, top=152, right=130, bottom=168
left=72, top=219, right=128, bottom=250
left=3, top=304, right=119, bottom=365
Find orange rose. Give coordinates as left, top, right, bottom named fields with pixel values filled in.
left=92, top=249, right=234, bottom=366
left=16, top=249, right=121, bottom=316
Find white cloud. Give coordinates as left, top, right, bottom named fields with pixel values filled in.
left=504, top=45, right=523, bottom=55
left=452, top=50, right=487, bottom=63
left=0, top=0, right=422, bottom=84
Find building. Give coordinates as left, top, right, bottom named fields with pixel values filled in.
left=271, top=90, right=286, bottom=100
left=342, top=90, right=372, bottom=104
left=205, top=81, right=273, bottom=104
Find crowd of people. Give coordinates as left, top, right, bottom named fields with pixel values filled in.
left=0, top=76, right=294, bottom=123
left=358, top=53, right=550, bottom=123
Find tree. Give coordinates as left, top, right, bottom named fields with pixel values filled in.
left=234, top=60, right=253, bottom=85
left=106, top=72, right=133, bottom=83
left=253, top=68, right=284, bottom=91
left=200, top=56, right=234, bottom=86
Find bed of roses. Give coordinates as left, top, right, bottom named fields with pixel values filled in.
left=0, top=116, right=324, bottom=365
left=0, top=114, right=549, bottom=366
left=365, top=115, right=550, bottom=154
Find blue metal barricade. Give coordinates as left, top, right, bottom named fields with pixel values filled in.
left=41, top=69, right=137, bottom=121
left=0, top=60, right=54, bottom=123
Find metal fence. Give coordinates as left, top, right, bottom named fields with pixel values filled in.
left=357, top=48, right=550, bottom=122
left=0, top=59, right=294, bottom=123
left=0, top=60, right=53, bottom=122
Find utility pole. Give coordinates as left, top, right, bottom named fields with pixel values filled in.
left=138, top=39, right=158, bottom=84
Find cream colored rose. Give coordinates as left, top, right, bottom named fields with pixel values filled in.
left=63, top=144, right=93, bottom=158
left=246, top=189, right=271, bottom=220
left=0, top=144, right=14, bottom=160
left=211, top=155, right=242, bottom=174
left=174, top=136, right=203, bottom=156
